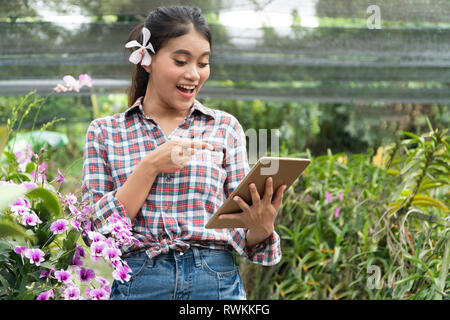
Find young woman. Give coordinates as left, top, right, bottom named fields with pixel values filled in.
left=82, top=5, right=286, bottom=300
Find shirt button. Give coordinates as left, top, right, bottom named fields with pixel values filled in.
left=165, top=176, right=172, bottom=182
left=179, top=252, right=184, bottom=256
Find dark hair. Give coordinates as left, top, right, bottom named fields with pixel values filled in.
left=125, top=6, right=212, bottom=107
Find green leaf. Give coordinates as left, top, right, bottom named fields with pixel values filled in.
left=39, top=262, right=54, bottom=270
left=425, top=117, right=434, bottom=133
left=0, top=218, right=35, bottom=240
left=34, top=202, right=52, bottom=222
left=0, top=184, right=29, bottom=211
left=362, top=220, right=369, bottom=249
left=418, top=182, right=445, bottom=192
left=394, top=274, right=426, bottom=285
left=278, top=225, right=294, bottom=240
left=411, top=195, right=449, bottom=213
left=386, top=203, right=402, bottom=217
left=403, top=255, right=435, bottom=278
left=35, top=226, right=54, bottom=248
left=0, top=273, right=11, bottom=289
left=327, top=220, right=342, bottom=238
left=56, top=229, right=80, bottom=269
left=0, top=126, right=7, bottom=155
left=2, top=151, right=18, bottom=170
left=26, top=187, right=62, bottom=219
left=25, top=162, right=36, bottom=174
left=7, top=172, right=32, bottom=183
left=401, top=131, right=423, bottom=144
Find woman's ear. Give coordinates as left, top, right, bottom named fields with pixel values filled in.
left=142, top=65, right=151, bottom=73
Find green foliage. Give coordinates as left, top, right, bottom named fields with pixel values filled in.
left=202, top=98, right=449, bottom=156
left=26, top=187, right=63, bottom=220
left=0, top=153, right=87, bottom=299
left=0, top=93, right=90, bottom=129
left=0, top=88, right=135, bottom=300
left=1, top=82, right=448, bottom=299
left=240, top=124, right=449, bottom=299
left=386, top=125, right=449, bottom=217
left=0, top=218, right=33, bottom=240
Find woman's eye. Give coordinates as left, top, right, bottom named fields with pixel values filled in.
left=174, top=59, right=187, bottom=66
left=199, top=62, right=210, bottom=68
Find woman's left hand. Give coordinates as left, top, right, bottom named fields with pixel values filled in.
left=219, top=177, right=287, bottom=247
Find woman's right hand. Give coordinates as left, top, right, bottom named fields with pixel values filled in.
left=143, top=138, right=214, bottom=174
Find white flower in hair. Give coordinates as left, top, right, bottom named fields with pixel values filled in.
left=125, top=27, right=155, bottom=66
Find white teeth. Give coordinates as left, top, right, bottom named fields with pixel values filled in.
left=178, top=85, right=196, bottom=90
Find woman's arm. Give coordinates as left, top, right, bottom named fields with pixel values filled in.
left=114, top=157, right=159, bottom=223
left=221, top=117, right=282, bottom=266
left=82, top=119, right=211, bottom=238
left=115, top=138, right=214, bottom=222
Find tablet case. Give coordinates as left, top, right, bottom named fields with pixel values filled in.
left=205, top=156, right=311, bottom=229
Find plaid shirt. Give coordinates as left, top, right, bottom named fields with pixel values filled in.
left=81, top=96, right=281, bottom=266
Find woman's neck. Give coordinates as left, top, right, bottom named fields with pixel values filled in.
left=142, top=92, right=190, bottom=121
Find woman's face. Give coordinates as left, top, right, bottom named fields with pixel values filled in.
left=144, top=26, right=211, bottom=116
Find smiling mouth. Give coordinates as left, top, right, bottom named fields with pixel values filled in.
left=176, top=85, right=196, bottom=94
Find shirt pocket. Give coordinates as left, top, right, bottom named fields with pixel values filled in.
left=187, top=148, right=226, bottom=208
left=197, top=147, right=224, bottom=167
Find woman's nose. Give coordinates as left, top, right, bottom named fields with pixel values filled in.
left=184, top=65, right=200, bottom=81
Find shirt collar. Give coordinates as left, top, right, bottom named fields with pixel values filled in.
left=124, top=96, right=215, bottom=120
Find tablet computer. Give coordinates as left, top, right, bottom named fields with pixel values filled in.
left=205, top=156, right=311, bottom=229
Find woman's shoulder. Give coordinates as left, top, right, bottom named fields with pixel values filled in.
left=196, top=100, right=242, bottom=130
left=88, top=112, right=125, bottom=131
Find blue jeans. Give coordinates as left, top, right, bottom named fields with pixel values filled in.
left=110, top=247, right=247, bottom=300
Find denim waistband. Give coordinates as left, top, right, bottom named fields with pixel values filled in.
left=126, top=246, right=233, bottom=268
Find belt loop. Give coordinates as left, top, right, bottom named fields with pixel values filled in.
left=192, top=247, right=202, bottom=267
left=146, top=251, right=155, bottom=268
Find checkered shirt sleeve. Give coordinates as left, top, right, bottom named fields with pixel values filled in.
left=81, top=120, right=132, bottom=237
left=224, top=120, right=282, bottom=266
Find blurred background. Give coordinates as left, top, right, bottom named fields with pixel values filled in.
left=0, top=0, right=449, bottom=299
left=2, top=0, right=449, bottom=161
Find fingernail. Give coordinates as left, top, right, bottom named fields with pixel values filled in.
left=233, top=196, right=239, bottom=201
left=208, top=144, right=214, bottom=150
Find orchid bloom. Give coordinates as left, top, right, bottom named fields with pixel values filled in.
left=55, top=269, right=72, bottom=283
left=334, top=206, right=341, bottom=218
left=36, top=289, right=54, bottom=300
left=125, top=27, right=155, bottom=66
left=24, top=248, right=45, bottom=266
left=53, top=83, right=68, bottom=93
left=78, top=73, right=93, bottom=87
left=50, top=219, right=69, bottom=234
left=63, top=75, right=82, bottom=92
left=325, top=191, right=333, bottom=203
left=54, top=73, right=92, bottom=93
left=56, top=169, right=65, bottom=183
